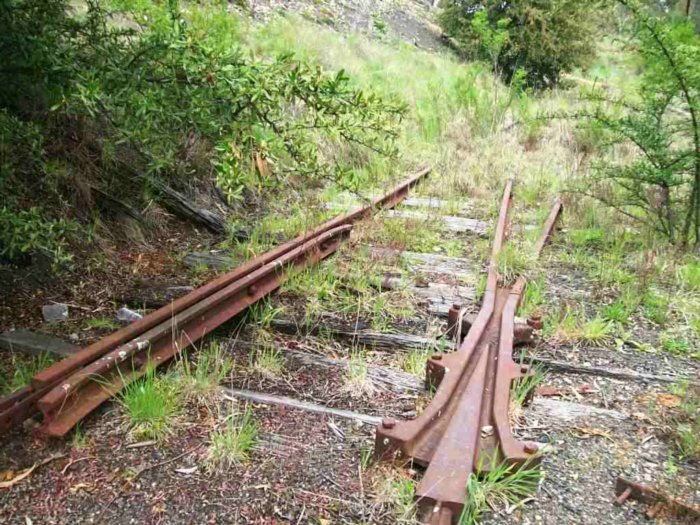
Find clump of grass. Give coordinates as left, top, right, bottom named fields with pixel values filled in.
left=546, top=308, right=614, bottom=347
left=545, top=306, right=579, bottom=343
left=71, top=425, right=89, bottom=450
left=475, top=274, right=487, bottom=302
left=246, top=298, right=284, bottom=329
left=667, top=382, right=700, bottom=461
left=84, top=317, right=119, bottom=330
left=660, top=334, right=691, bottom=357
left=402, top=347, right=430, bottom=376
left=119, top=367, right=180, bottom=441
left=1, top=352, right=54, bottom=394
left=579, top=317, right=614, bottom=347
left=643, top=290, right=670, bottom=326
left=206, top=409, right=258, bottom=471
left=371, top=217, right=444, bottom=253
left=518, top=278, right=546, bottom=318
left=511, top=361, right=546, bottom=407
left=459, top=459, right=541, bottom=524
left=495, top=244, right=535, bottom=285
left=601, top=299, right=634, bottom=325
left=250, top=345, right=284, bottom=377
left=175, top=342, right=233, bottom=404
left=568, top=227, right=606, bottom=250
left=677, top=262, right=700, bottom=291
left=343, top=351, right=375, bottom=398
left=375, top=470, right=416, bottom=522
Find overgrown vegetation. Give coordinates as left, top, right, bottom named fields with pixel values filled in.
left=174, top=342, right=233, bottom=405
left=459, top=459, right=541, bottom=524
left=577, top=0, right=700, bottom=247
left=439, top=0, right=599, bottom=87
left=206, top=408, right=258, bottom=471
left=0, top=0, right=403, bottom=267
left=118, top=367, right=180, bottom=440
left=0, top=352, right=54, bottom=395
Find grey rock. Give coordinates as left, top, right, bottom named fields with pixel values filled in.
left=0, top=329, right=78, bottom=356
left=42, top=303, right=68, bottom=323
left=116, top=307, right=143, bottom=323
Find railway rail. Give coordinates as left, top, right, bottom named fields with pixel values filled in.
left=1, top=172, right=573, bottom=525
left=0, top=167, right=431, bottom=436
left=374, top=181, right=562, bottom=524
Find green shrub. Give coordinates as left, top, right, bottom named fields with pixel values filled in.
left=0, top=0, right=404, bottom=263
left=576, top=1, right=700, bottom=247
left=438, top=0, right=599, bottom=88
left=0, top=206, right=76, bottom=266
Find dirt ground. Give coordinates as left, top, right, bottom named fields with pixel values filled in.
left=2, top=3, right=699, bottom=525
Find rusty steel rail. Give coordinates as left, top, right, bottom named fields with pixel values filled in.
left=375, top=181, right=562, bottom=524
left=0, top=167, right=430, bottom=435
left=40, top=226, right=350, bottom=436
left=615, top=476, right=700, bottom=520
left=32, top=167, right=430, bottom=391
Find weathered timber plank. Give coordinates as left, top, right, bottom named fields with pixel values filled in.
left=0, top=329, right=78, bottom=357
left=530, top=357, right=692, bottom=384
left=269, top=318, right=440, bottom=351
left=117, top=284, right=194, bottom=308
left=383, top=209, right=488, bottom=235
left=368, top=247, right=476, bottom=281
left=220, top=387, right=382, bottom=425
left=529, top=398, right=628, bottom=423
left=382, top=277, right=475, bottom=318
left=154, top=181, right=227, bottom=234
left=401, top=196, right=471, bottom=213
left=284, top=349, right=422, bottom=394
left=183, top=251, right=235, bottom=270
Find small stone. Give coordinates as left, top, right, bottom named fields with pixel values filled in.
left=117, top=307, right=143, bottom=323
left=69, top=333, right=79, bottom=342
left=42, top=303, right=68, bottom=323
left=481, top=425, right=494, bottom=437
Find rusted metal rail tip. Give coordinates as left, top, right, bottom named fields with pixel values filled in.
left=614, top=476, right=700, bottom=520
left=374, top=182, right=562, bottom=524
left=0, top=168, right=430, bottom=436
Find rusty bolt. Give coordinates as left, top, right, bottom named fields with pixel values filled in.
left=432, top=354, right=443, bottom=361
left=523, top=442, right=539, bottom=454
left=382, top=418, right=396, bottom=429
left=452, top=303, right=461, bottom=311
left=527, top=315, right=543, bottom=330
left=248, top=284, right=258, bottom=296
left=520, top=365, right=529, bottom=374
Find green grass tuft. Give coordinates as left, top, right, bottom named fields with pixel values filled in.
left=1, top=352, right=55, bottom=395
left=175, top=341, right=233, bottom=404
left=496, top=244, right=535, bottom=285
left=343, top=351, right=375, bottom=398
left=119, top=367, right=180, bottom=441
left=250, top=345, right=285, bottom=377
left=206, top=409, right=258, bottom=471
left=460, top=459, right=541, bottom=524
left=84, top=317, right=119, bottom=330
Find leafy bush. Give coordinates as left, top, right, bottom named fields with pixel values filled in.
left=576, top=0, right=700, bottom=247
left=438, top=0, right=599, bottom=88
left=0, top=0, right=404, bottom=265
left=0, top=207, right=76, bottom=265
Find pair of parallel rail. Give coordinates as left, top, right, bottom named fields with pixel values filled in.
left=375, top=181, right=562, bottom=524
left=1, top=172, right=562, bottom=525
left=0, top=168, right=430, bottom=437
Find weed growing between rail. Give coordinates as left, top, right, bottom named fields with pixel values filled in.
left=250, top=345, right=285, bottom=378
left=174, top=342, right=234, bottom=407
left=459, top=459, right=541, bottom=524
left=343, top=351, right=376, bottom=399
left=206, top=408, right=258, bottom=471
left=0, top=352, right=55, bottom=395
left=118, top=367, right=180, bottom=441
